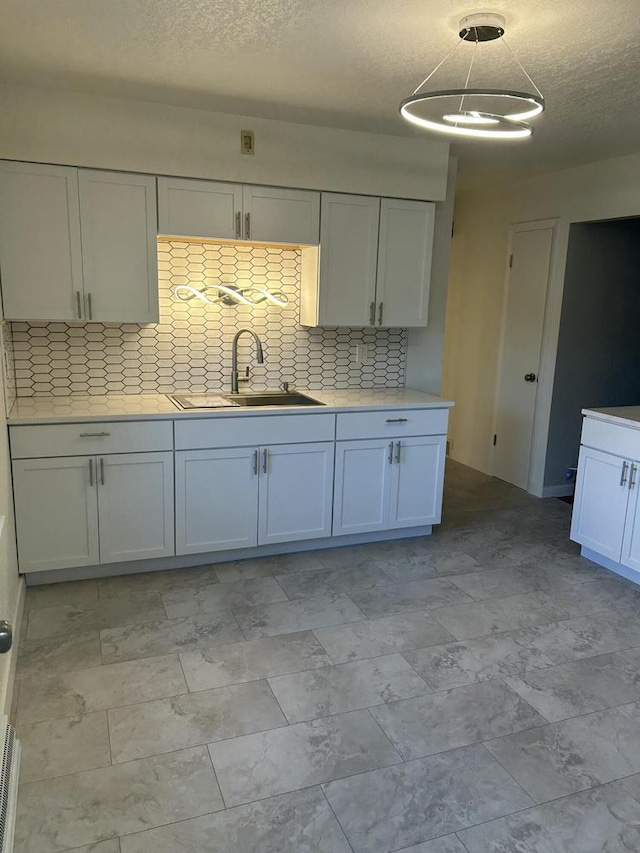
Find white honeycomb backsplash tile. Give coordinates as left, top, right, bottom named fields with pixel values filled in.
left=10, top=240, right=406, bottom=397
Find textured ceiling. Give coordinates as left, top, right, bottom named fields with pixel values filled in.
left=2, top=0, right=640, bottom=184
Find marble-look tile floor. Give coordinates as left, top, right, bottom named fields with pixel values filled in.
left=13, top=460, right=640, bottom=852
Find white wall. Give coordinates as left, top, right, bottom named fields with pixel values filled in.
left=0, top=83, right=449, bottom=201
left=0, top=328, right=23, bottom=715
left=442, top=149, right=640, bottom=489
left=405, top=157, right=457, bottom=395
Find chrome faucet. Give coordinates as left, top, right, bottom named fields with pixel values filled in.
left=230, top=329, right=264, bottom=393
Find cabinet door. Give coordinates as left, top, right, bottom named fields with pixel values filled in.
left=0, top=162, right=83, bottom=320
left=158, top=177, right=242, bottom=240
left=318, top=193, right=380, bottom=326
left=78, top=170, right=159, bottom=323
left=333, top=439, right=392, bottom=535
left=175, top=448, right=259, bottom=554
left=620, top=463, right=640, bottom=574
left=258, top=442, right=334, bottom=545
left=243, top=186, right=320, bottom=245
left=375, top=198, right=435, bottom=328
left=97, top=452, right=174, bottom=563
left=13, top=456, right=99, bottom=572
left=570, top=446, right=629, bottom=561
left=388, top=436, right=446, bottom=529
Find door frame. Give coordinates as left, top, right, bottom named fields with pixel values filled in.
left=491, top=218, right=558, bottom=495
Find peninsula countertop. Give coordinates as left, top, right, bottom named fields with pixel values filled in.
left=7, top=388, right=455, bottom=425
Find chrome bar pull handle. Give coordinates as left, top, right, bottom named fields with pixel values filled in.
left=378, top=302, right=384, bottom=325
left=235, top=211, right=242, bottom=239
left=86, top=292, right=93, bottom=320
left=388, top=442, right=394, bottom=464
left=100, top=457, right=105, bottom=486
left=245, top=212, right=251, bottom=239
left=253, top=449, right=259, bottom=476
left=395, top=440, right=402, bottom=463
left=76, top=291, right=82, bottom=319
left=621, top=461, right=629, bottom=487
left=88, top=458, right=94, bottom=486
left=262, top=448, right=268, bottom=474
left=630, top=463, right=638, bottom=490
left=386, top=418, right=408, bottom=424
left=79, top=431, right=111, bottom=438
left=369, top=301, right=376, bottom=326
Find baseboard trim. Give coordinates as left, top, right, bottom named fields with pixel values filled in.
left=24, top=525, right=435, bottom=586
left=541, top=484, right=575, bottom=498
left=2, top=576, right=25, bottom=719
left=581, top=547, right=640, bottom=587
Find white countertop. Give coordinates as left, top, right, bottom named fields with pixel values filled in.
left=583, top=406, right=640, bottom=429
left=7, top=388, right=454, bottom=425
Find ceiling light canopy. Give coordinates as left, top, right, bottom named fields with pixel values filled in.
left=400, top=12, right=545, bottom=140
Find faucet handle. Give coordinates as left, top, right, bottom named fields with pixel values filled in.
left=238, top=366, right=251, bottom=384
left=282, top=381, right=290, bottom=393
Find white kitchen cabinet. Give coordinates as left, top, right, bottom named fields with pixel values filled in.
left=334, top=434, right=446, bottom=536
left=175, top=447, right=260, bottom=555
left=176, top=441, right=334, bottom=555
left=301, top=193, right=435, bottom=328
left=0, top=162, right=83, bottom=321
left=158, top=178, right=320, bottom=245
left=388, top=435, right=446, bottom=528
left=13, top=456, right=99, bottom=572
left=333, top=439, right=392, bottom=535
left=78, top=170, right=159, bottom=323
left=13, top=451, right=174, bottom=572
left=258, top=442, right=334, bottom=545
left=97, top=452, right=174, bottom=563
left=375, top=198, right=435, bottom=328
left=0, top=163, right=158, bottom=322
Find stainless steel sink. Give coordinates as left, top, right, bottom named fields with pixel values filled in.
left=223, top=392, right=324, bottom=407
left=170, top=391, right=324, bottom=409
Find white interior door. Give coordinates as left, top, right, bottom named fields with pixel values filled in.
left=570, top=446, right=629, bottom=561
left=493, top=222, right=555, bottom=489
left=78, top=170, right=159, bottom=323
left=175, top=448, right=259, bottom=554
left=13, top=456, right=99, bottom=572
left=389, top=435, right=446, bottom=529
left=375, top=198, right=435, bottom=328
left=333, top=439, right=392, bottom=535
left=97, top=452, right=175, bottom=563
left=258, top=442, right=334, bottom=545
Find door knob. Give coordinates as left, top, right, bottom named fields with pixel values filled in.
left=0, top=620, right=12, bottom=653
left=524, top=373, right=537, bottom=382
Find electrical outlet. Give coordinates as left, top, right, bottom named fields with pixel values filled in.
left=353, top=343, right=370, bottom=365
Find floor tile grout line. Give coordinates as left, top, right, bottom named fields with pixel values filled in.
left=362, top=706, right=405, bottom=763
left=263, top=677, right=292, bottom=726
left=319, top=786, right=356, bottom=853
left=205, top=743, right=228, bottom=810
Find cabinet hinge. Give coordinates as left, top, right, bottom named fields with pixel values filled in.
left=493, top=434, right=498, bottom=446
left=509, top=254, right=513, bottom=268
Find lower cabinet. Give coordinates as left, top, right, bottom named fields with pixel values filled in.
left=571, top=444, right=640, bottom=570
left=333, top=435, right=446, bottom=536
left=13, top=452, right=174, bottom=572
left=176, top=442, right=335, bottom=555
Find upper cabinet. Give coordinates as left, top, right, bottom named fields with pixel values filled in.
left=0, top=162, right=83, bottom=321
left=301, top=192, right=436, bottom=328
left=157, top=177, right=320, bottom=246
left=0, top=162, right=159, bottom=323
left=78, top=170, right=159, bottom=323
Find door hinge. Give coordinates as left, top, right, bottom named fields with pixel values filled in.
left=493, top=434, right=497, bottom=446
left=509, top=254, right=513, bottom=268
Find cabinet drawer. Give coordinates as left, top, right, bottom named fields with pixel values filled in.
left=175, top=413, right=335, bottom=450
left=581, top=417, right=640, bottom=462
left=10, top=420, right=173, bottom=459
left=336, top=408, right=448, bottom=440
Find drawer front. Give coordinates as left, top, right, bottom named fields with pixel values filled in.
left=581, top=417, right=640, bottom=462
left=175, top=413, right=336, bottom=450
left=336, top=408, right=448, bottom=440
left=10, top=420, right=174, bottom=459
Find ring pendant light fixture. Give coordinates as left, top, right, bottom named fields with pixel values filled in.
left=400, top=12, right=545, bottom=140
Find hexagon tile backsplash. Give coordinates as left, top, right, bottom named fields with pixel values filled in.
left=7, top=240, right=406, bottom=397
